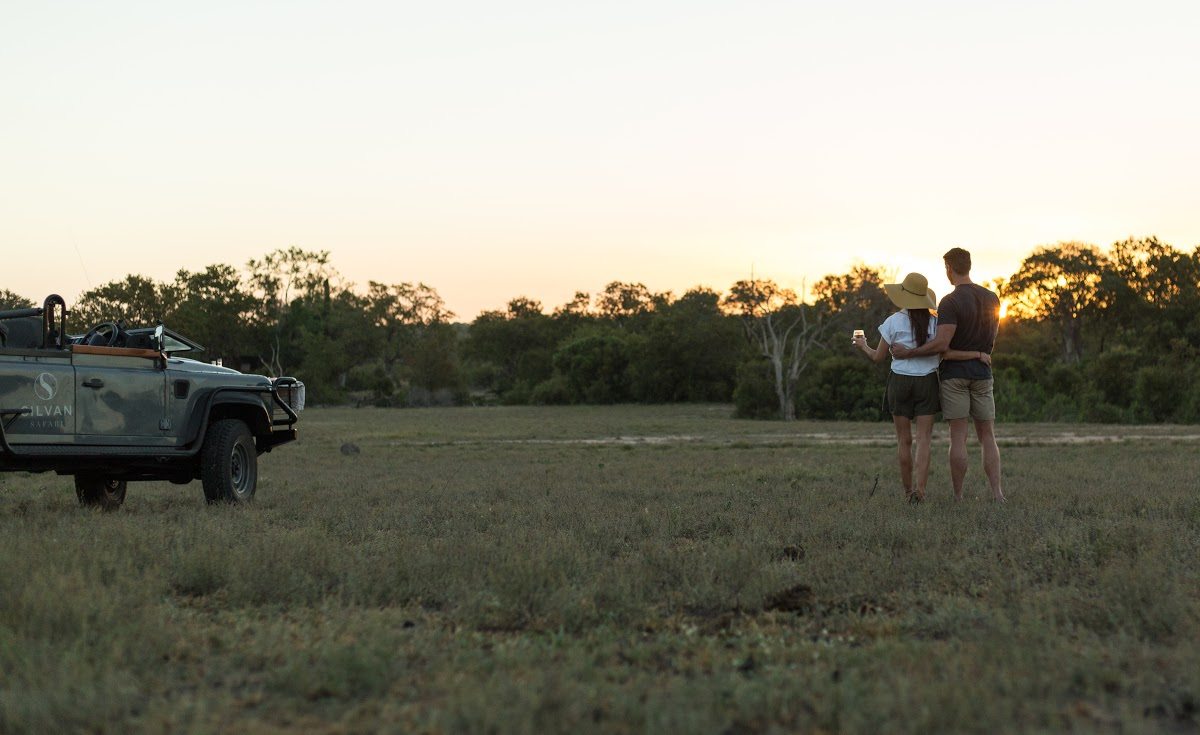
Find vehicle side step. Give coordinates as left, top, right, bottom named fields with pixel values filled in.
left=6, top=445, right=189, bottom=458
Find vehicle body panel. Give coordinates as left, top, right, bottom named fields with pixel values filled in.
left=73, top=351, right=171, bottom=443
left=0, top=352, right=76, bottom=443
left=1, top=301, right=302, bottom=484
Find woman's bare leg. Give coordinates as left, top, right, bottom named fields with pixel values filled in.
left=892, top=415, right=913, bottom=499
left=913, top=414, right=935, bottom=501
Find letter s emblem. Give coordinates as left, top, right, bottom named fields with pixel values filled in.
left=34, top=372, right=58, bottom=401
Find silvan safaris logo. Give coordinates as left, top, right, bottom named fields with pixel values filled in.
left=34, top=372, right=58, bottom=401
left=22, top=372, right=72, bottom=429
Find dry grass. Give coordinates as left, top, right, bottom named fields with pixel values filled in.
left=1, top=405, right=1198, bottom=733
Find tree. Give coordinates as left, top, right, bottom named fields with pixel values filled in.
left=72, top=275, right=173, bottom=329
left=0, top=290, right=34, bottom=311
left=171, top=265, right=257, bottom=364
left=811, top=264, right=894, bottom=338
left=1003, top=242, right=1110, bottom=363
left=552, top=291, right=593, bottom=326
left=465, top=298, right=560, bottom=398
left=1108, top=236, right=1197, bottom=308
left=1104, top=237, right=1200, bottom=349
left=364, top=281, right=458, bottom=399
left=552, top=327, right=632, bottom=403
left=596, top=282, right=664, bottom=326
left=244, top=248, right=339, bottom=375
left=407, top=322, right=465, bottom=399
left=628, top=288, right=744, bottom=402
left=245, top=247, right=337, bottom=312
left=504, top=296, right=544, bottom=319
left=724, top=279, right=827, bottom=421
left=796, top=355, right=883, bottom=420
left=367, top=282, right=454, bottom=369
left=290, top=288, right=381, bottom=399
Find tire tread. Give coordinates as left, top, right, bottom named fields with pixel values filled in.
left=200, top=418, right=257, bottom=504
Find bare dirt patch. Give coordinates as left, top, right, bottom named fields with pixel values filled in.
left=389, top=431, right=1200, bottom=449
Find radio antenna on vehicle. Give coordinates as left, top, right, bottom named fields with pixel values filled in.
left=71, top=233, right=93, bottom=289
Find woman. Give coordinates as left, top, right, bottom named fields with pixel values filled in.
left=852, top=272, right=982, bottom=503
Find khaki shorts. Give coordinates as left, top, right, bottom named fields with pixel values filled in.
left=940, top=378, right=996, bottom=421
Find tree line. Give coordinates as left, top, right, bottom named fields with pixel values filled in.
left=2, top=237, right=1198, bottom=422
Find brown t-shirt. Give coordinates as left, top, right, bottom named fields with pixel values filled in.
left=937, top=283, right=1000, bottom=380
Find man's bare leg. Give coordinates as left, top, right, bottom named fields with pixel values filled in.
left=973, top=419, right=1005, bottom=501
left=892, top=415, right=913, bottom=500
left=913, top=414, right=935, bottom=501
left=948, top=418, right=969, bottom=500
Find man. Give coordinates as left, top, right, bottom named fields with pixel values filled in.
left=891, top=247, right=1005, bottom=502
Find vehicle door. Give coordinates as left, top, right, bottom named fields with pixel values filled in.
left=72, top=346, right=175, bottom=446
left=0, top=348, right=76, bottom=444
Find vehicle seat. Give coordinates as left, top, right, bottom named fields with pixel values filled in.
left=0, top=317, right=43, bottom=349
left=120, top=330, right=149, bottom=349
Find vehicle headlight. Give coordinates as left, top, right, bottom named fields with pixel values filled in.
left=273, top=378, right=305, bottom=412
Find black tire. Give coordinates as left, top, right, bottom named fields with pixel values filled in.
left=200, top=418, right=258, bottom=504
left=75, top=475, right=127, bottom=511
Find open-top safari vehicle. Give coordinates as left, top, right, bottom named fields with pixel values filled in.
left=0, top=295, right=304, bottom=510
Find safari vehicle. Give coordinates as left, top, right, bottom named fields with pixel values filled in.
left=0, top=295, right=304, bottom=510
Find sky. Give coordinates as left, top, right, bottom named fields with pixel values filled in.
left=2, top=0, right=1198, bottom=319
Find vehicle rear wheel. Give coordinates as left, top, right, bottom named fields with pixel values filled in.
left=201, top=418, right=258, bottom=504
left=75, top=475, right=127, bottom=511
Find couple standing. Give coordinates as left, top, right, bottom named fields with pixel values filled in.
left=852, top=248, right=1005, bottom=503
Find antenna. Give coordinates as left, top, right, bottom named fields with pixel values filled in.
left=71, top=232, right=93, bottom=289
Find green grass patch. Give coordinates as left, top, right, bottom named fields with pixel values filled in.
left=1, top=405, right=1197, bottom=732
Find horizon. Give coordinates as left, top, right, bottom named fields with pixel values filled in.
left=4, top=1, right=1199, bottom=318
left=3, top=234, right=1188, bottom=321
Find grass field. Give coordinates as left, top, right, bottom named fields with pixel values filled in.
left=2, top=405, right=1198, bottom=734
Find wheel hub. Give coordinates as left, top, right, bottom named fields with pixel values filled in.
left=231, top=444, right=248, bottom=492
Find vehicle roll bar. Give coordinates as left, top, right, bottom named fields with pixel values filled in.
left=42, top=294, right=67, bottom=350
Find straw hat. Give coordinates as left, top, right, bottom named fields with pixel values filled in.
left=883, top=272, right=937, bottom=310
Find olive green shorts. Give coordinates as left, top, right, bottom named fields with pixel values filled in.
left=940, top=378, right=996, bottom=421
left=886, top=372, right=941, bottom=419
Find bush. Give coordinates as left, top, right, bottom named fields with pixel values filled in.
left=796, top=356, right=886, bottom=421
left=993, top=373, right=1048, bottom=422
left=1043, top=364, right=1083, bottom=399
left=345, top=362, right=396, bottom=396
left=1134, top=366, right=1182, bottom=422
left=406, top=387, right=461, bottom=407
left=991, top=353, right=1042, bottom=384
left=732, top=359, right=778, bottom=419
left=530, top=375, right=571, bottom=405
left=1180, top=380, right=1200, bottom=423
left=552, top=329, right=632, bottom=404
left=501, top=380, right=535, bottom=405
left=626, top=292, right=743, bottom=402
left=1080, top=399, right=1132, bottom=424
left=1036, top=392, right=1083, bottom=422
left=1087, top=347, right=1142, bottom=406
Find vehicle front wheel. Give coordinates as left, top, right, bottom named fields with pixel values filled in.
left=75, top=476, right=127, bottom=511
left=201, top=418, right=258, bottom=504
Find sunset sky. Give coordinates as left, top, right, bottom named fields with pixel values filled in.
left=3, top=0, right=1198, bottom=319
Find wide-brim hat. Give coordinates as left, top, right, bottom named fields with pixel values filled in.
left=884, top=272, right=937, bottom=310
